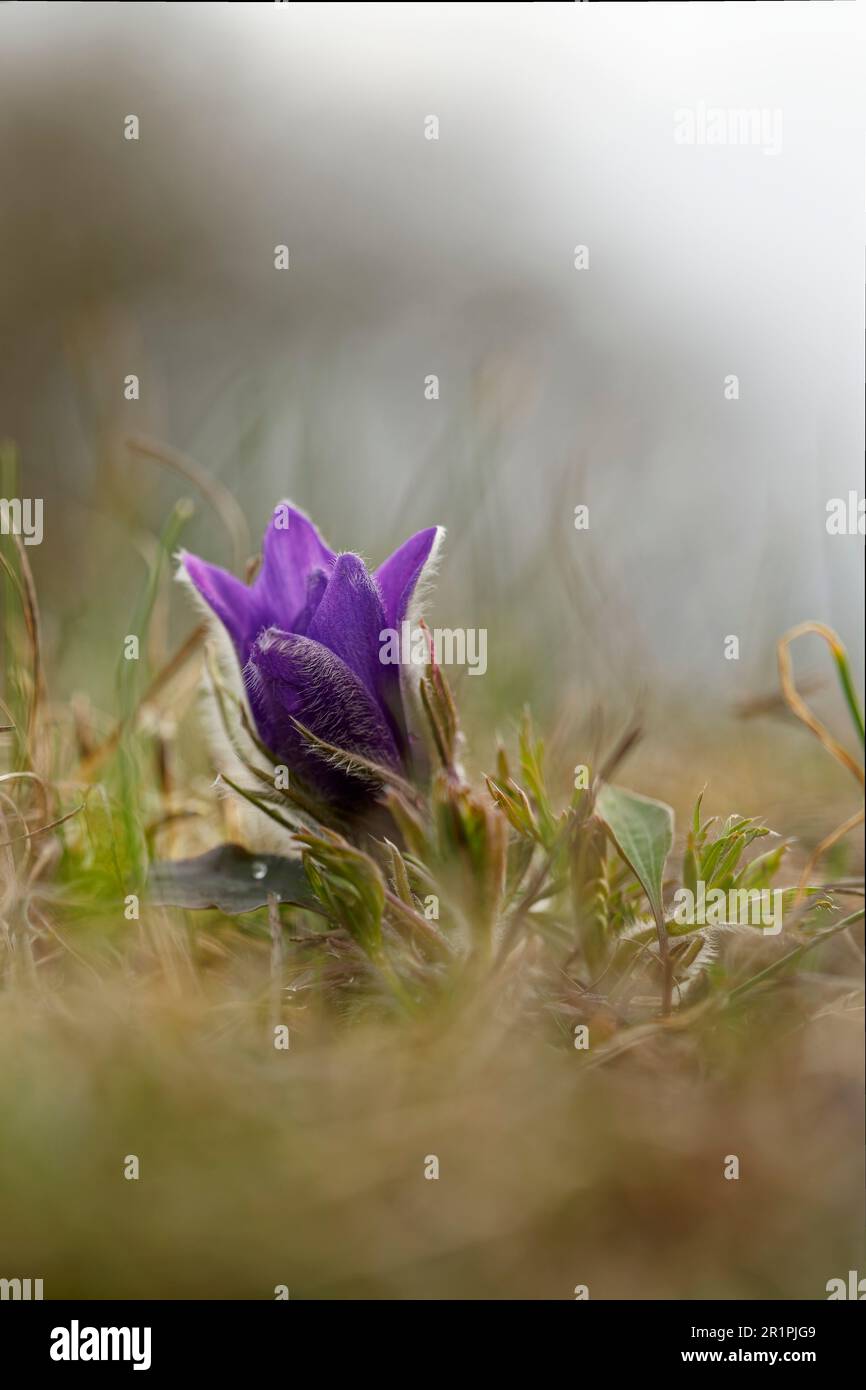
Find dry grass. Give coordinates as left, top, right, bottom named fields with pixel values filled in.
left=0, top=922, right=861, bottom=1300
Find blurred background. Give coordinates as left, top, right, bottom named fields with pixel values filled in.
left=1, top=0, right=863, bottom=811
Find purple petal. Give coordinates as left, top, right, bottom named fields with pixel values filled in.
left=375, top=527, right=441, bottom=630
left=307, top=553, right=388, bottom=701
left=292, top=567, right=330, bottom=636
left=244, top=629, right=400, bottom=802
left=256, top=505, right=336, bottom=627
left=181, top=553, right=262, bottom=660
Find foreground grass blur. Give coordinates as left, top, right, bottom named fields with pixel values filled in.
left=0, top=935, right=861, bottom=1299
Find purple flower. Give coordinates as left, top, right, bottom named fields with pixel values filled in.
left=180, top=505, right=442, bottom=805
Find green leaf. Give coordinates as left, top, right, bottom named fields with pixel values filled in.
left=682, top=841, right=698, bottom=895
left=596, top=783, right=674, bottom=927
left=518, top=708, right=557, bottom=848
left=735, top=840, right=789, bottom=891
left=294, top=829, right=385, bottom=957
left=148, top=843, right=321, bottom=915
left=692, top=786, right=706, bottom=839
left=831, top=640, right=865, bottom=747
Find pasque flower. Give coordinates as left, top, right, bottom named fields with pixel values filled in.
left=180, top=506, right=442, bottom=804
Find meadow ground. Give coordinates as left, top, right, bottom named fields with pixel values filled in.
left=0, top=627, right=862, bottom=1299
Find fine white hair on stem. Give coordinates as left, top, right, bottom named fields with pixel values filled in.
left=393, top=527, right=459, bottom=775
left=175, top=554, right=293, bottom=853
